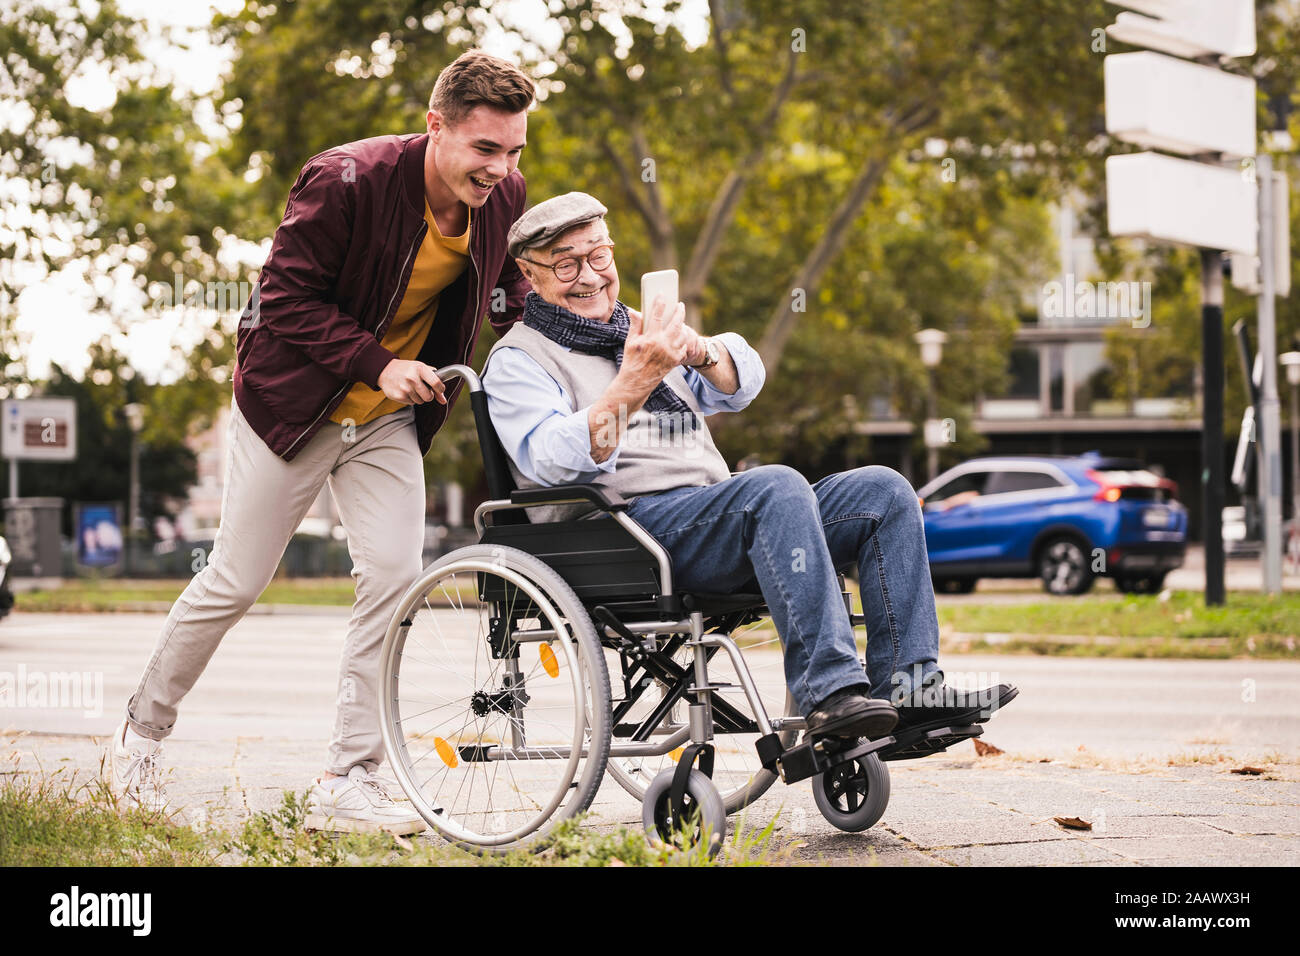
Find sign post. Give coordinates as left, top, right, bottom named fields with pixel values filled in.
left=1104, top=0, right=1258, bottom=606
left=1256, top=153, right=1285, bottom=593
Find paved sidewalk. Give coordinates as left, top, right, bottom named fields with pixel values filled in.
left=1, top=610, right=1297, bottom=865
left=4, top=730, right=1296, bottom=866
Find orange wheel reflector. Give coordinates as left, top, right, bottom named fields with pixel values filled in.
left=434, top=737, right=458, bottom=768
left=669, top=747, right=684, bottom=762
left=540, top=642, right=559, bottom=678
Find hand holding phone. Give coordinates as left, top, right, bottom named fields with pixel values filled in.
left=627, top=269, right=691, bottom=377
left=640, top=269, right=679, bottom=326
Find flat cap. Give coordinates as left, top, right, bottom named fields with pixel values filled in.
left=507, top=191, right=608, bottom=259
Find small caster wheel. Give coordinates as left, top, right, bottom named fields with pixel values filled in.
left=812, top=752, right=891, bottom=832
left=642, top=768, right=727, bottom=857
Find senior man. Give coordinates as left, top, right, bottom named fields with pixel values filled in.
left=482, top=192, right=1016, bottom=748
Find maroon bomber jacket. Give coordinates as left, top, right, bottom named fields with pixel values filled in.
left=233, top=131, right=530, bottom=460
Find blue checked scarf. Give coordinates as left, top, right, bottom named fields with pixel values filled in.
left=521, top=292, right=698, bottom=432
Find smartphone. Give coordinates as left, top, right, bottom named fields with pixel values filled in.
left=640, top=269, right=679, bottom=322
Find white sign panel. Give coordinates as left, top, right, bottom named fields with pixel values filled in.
left=1, top=398, right=78, bottom=462
left=1230, top=172, right=1292, bottom=296
left=1106, top=1, right=1256, bottom=59
left=1106, top=152, right=1258, bottom=255
left=1105, top=52, right=1255, bottom=158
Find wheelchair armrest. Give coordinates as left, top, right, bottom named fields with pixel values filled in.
left=508, top=484, right=629, bottom=513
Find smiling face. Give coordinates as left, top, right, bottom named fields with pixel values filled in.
left=426, top=105, right=527, bottom=210
left=517, top=219, right=620, bottom=321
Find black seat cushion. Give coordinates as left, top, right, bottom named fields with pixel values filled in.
left=682, top=592, right=767, bottom=616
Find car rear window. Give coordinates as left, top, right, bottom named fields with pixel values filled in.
left=926, top=472, right=991, bottom=504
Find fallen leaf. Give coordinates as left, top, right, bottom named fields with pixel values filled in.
left=972, top=738, right=1004, bottom=756
left=1054, top=816, right=1092, bottom=830
left=1231, top=766, right=1265, bottom=775
left=791, top=841, right=809, bottom=849
left=607, top=857, right=627, bottom=867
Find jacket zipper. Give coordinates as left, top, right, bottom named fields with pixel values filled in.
left=284, top=220, right=428, bottom=457
left=461, top=229, right=480, bottom=367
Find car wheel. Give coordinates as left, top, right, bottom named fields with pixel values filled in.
left=934, top=577, right=978, bottom=594
left=1038, top=537, right=1094, bottom=596
left=1115, top=572, right=1166, bottom=595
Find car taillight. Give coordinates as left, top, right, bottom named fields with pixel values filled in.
left=1087, top=469, right=1179, bottom=503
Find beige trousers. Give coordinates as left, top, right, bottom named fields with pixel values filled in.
left=126, top=397, right=426, bottom=774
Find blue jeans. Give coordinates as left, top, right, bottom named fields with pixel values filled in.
left=623, top=464, right=941, bottom=714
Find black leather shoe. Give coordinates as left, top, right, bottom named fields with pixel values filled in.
left=805, top=686, right=899, bottom=740
left=894, top=682, right=1019, bottom=734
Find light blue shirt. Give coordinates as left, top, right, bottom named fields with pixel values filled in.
left=483, top=331, right=765, bottom=487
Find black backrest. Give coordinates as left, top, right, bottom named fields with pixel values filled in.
left=480, top=519, right=662, bottom=605
left=469, top=389, right=517, bottom=501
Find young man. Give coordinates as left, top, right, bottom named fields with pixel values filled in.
left=482, top=193, right=1017, bottom=749
left=108, top=51, right=534, bottom=835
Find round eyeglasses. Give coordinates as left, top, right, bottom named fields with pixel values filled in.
left=520, top=244, right=615, bottom=283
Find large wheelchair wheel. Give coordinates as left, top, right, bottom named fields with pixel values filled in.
left=603, top=625, right=798, bottom=815
left=379, top=545, right=611, bottom=853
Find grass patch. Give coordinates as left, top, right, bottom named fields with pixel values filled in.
left=937, top=590, right=1300, bottom=641
left=0, top=771, right=790, bottom=867
left=0, top=770, right=217, bottom=866
left=12, top=578, right=358, bottom=612
left=942, top=633, right=1296, bottom=660
left=739, top=590, right=1300, bottom=658
left=11, top=577, right=468, bottom=613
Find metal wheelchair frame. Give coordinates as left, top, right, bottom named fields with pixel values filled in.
left=381, top=365, right=979, bottom=853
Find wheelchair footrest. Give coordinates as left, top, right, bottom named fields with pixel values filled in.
left=758, top=733, right=894, bottom=786
left=876, top=724, right=983, bottom=762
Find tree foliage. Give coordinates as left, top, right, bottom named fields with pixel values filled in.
left=6, top=0, right=1300, bottom=512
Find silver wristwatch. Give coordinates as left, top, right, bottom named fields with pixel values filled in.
left=691, top=337, right=721, bottom=369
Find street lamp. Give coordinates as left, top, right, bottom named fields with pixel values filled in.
left=1281, top=352, right=1300, bottom=559
left=914, top=329, right=948, bottom=483
left=124, top=402, right=144, bottom=575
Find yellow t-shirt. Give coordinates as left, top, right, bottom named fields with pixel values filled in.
left=330, top=202, right=471, bottom=425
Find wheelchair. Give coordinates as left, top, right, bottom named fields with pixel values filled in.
left=379, top=366, right=986, bottom=856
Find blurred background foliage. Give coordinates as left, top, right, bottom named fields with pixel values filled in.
left=2, top=0, right=1299, bottom=508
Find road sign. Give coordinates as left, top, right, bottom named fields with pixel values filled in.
left=1105, top=1, right=1256, bottom=59
left=1105, top=52, right=1255, bottom=158
left=1106, top=152, right=1257, bottom=254
left=2, top=398, right=77, bottom=462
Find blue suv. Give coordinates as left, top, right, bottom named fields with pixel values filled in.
left=917, top=452, right=1187, bottom=595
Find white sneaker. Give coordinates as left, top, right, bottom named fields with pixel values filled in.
left=104, top=720, right=170, bottom=813
left=360, top=768, right=411, bottom=802
left=304, top=765, right=427, bottom=835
